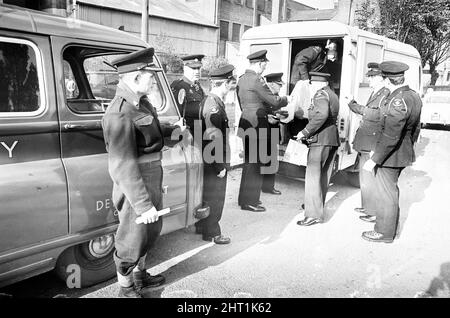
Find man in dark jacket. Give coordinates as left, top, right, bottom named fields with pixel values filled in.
left=195, top=64, right=235, bottom=245
left=237, top=50, right=288, bottom=212
left=361, top=61, right=422, bottom=243
left=102, top=48, right=184, bottom=297
left=170, top=54, right=206, bottom=136
left=346, top=62, right=390, bottom=223
left=296, top=72, right=340, bottom=227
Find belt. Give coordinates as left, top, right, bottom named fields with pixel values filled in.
left=138, top=152, right=162, bottom=167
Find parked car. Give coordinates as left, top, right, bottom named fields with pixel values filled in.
left=421, top=90, right=450, bottom=127
left=0, top=4, right=208, bottom=288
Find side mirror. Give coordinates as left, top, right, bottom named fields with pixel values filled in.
left=177, top=88, right=186, bottom=105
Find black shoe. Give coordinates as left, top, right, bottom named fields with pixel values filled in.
left=133, top=271, right=166, bottom=290
left=359, top=215, right=376, bottom=223
left=362, top=231, right=394, bottom=243
left=354, top=207, right=366, bottom=214
left=297, top=217, right=322, bottom=226
left=203, top=234, right=231, bottom=245
left=262, top=188, right=282, bottom=195
left=241, top=204, right=266, bottom=212
left=117, top=285, right=143, bottom=298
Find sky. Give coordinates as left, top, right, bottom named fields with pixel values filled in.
left=294, top=0, right=335, bottom=10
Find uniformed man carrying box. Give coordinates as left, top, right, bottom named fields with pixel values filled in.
left=295, top=72, right=340, bottom=227
left=237, top=50, right=288, bottom=212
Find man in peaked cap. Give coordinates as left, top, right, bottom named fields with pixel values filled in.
left=102, top=47, right=185, bottom=297
left=170, top=54, right=206, bottom=136
left=194, top=64, right=235, bottom=245
left=345, top=62, right=390, bottom=224
left=261, top=72, right=286, bottom=196
left=361, top=61, right=422, bottom=243
left=237, top=50, right=289, bottom=212
left=296, top=71, right=340, bottom=227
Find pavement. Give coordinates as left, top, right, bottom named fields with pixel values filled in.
left=81, top=127, right=450, bottom=298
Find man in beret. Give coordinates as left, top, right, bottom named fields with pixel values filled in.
left=237, top=50, right=289, bottom=212
left=345, top=63, right=390, bottom=223
left=361, top=61, right=422, bottom=243
left=102, top=47, right=185, bottom=297
left=170, top=54, right=206, bottom=136
left=261, top=72, right=286, bottom=196
left=296, top=72, right=340, bottom=227
left=194, top=64, right=235, bottom=245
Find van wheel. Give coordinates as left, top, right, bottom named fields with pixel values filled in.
left=342, top=171, right=360, bottom=188
left=54, top=234, right=116, bottom=288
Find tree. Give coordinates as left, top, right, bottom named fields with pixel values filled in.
left=355, top=0, right=450, bottom=85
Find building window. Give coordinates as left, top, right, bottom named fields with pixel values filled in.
left=0, top=38, right=44, bottom=115
left=220, top=20, right=230, bottom=41
left=447, top=72, right=450, bottom=82
left=257, top=0, right=265, bottom=11
left=232, top=23, right=241, bottom=42
left=245, top=0, right=253, bottom=8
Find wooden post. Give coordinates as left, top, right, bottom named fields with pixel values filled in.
left=141, top=0, right=149, bottom=43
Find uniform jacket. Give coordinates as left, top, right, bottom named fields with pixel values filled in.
left=171, top=76, right=205, bottom=121
left=102, top=83, right=177, bottom=216
left=201, top=93, right=231, bottom=174
left=372, top=85, right=422, bottom=167
left=290, top=46, right=327, bottom=84
left=237, top=69, right=288, bottom=140
left=302, top=86, right=340, bottom=147
left=349, top=87, right=390, bottom=152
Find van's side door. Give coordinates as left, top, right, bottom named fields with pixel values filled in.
left=0, top=34, right=68, bottom=255
left=51, top=38, right=188, bottom=235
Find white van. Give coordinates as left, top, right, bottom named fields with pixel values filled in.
left=234, top=21, right=422, bottom=185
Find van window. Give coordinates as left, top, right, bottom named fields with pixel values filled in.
left=0, top=38, right=44, bottom=115
left=362, top=42, right=383, bottom=84
left=250, top=43, right=283, bottom=75
left=63, top=47, right=166, bottom=114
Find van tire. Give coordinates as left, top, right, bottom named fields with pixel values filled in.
left=54, top=240, right=116, bottom=288
left=342, top=171, right=360, bottom=188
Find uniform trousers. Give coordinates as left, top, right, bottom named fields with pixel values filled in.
left=304, top=146, right=338, bottom=219
left=196, top=163, right=227, bottom=237
left=373, top=166, right=404, bottom=239
left=262, top=125, right=279, bottom=192
left=238, top=134, right=264, bottom=206
left=114, top=163, right=163, bottom=276
left=358, top=151, right=377, bottom=216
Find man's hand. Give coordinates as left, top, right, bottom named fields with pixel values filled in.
left=174, top=118, right=187, bottom=133
left=362, top=158, right=377, bottom=173
left=295, top=131, right=305, bottom=141
left=344, top=95, right=354, bottom=105
left=135, top=206, right=159, bottom=225
left=267, top=114, right=279, bottom=125
left=217, top=168, right=226, bottom=178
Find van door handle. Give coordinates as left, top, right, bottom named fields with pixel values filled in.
left=62, top=122, right=102, bottom=131
left=64, top=124, right=83, bottom=130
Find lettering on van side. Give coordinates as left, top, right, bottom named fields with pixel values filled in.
left=96, top=198, right=119, bottom=217
left=1, top=141, right=18, bottom=158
